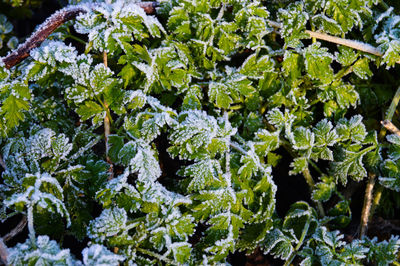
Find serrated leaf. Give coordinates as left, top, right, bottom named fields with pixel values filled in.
left=353, top=58, right=373, bottom=80
left=76, top=101, right=103, bottom=121
left=304, top=42, right=334, bottom=84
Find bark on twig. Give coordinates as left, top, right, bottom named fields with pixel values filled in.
left=268, top=20, right=400, bottom=64
left=2, top=216, right=27, bottom=243
left=1, top=2, right=158, bottom=69
left=103, top=51, right=114, bottom=180
left=2, top=6, right=86, bottom=69
left=381, top=120, right=400, bottom=137
left=0, top=239, right=8, bottom=265
left=359, top=172, right=376, bottom=238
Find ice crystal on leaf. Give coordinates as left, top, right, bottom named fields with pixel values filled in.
left=82, top=244, right=124, bottom=266
left=75, top=1, right=165, bottom=54
left=5, top=172, right=71, bottom=226
left=8, top=235, right=78, bottom=265
left=2, top=0, right=400, bottom=264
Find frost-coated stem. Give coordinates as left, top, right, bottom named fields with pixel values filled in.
left=27, top=205, right=36, bottom=247
left=1, top=2, right=158, bottom=69
left=284, top=217, right=311, bottom=266
left=267, top=20, right=400, bottom=63
left=136, top=247, right=177, bottom=266
left=230, top=141, right=248, bottom=156
left=359, top=172, right=376, bottom=238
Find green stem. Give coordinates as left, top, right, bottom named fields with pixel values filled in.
left=302, top=168, right=325, bottom=217
left=335, top=66, right=353, bottom=80
left=136, top=247, right=177, bottom=265
left=308, top=159, right=324, bottom=176
left=284, top=217, right=311, bottom=266
left=66, top=34, right=87, bottom=45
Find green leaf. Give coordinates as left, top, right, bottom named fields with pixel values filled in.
left=182, top=159, right=222, bottom=192
left=304, top=42, right=334, bottom=84
left=311, top=14, right=343, bottom=35
left=335, top=46, right=358, bottom=67
left=289, top=157, right=308, bottom=175
left=76, top=101, right=103, bottom=121
left=171, top=242, right=191, bottom=264
left=312, top=176, right=336, bottom=202
left=353, top=58, right=373, bottom=80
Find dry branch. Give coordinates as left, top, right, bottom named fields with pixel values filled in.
left=3, top=216, right=27, bottom=243
left=381, top=120, right=400, bottom=137
left=359, top=172, right=376, bottom=237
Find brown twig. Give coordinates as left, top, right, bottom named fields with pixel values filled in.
left=359, top=172, right=376, bottom=237
left=103, top=51, right=114, bottom=180
left=0, top=239, right=8, bottom=265
left=381, top=120, right=400, bottom=137
left=1, top=2, right=158, bottom=69
left=268, top=20, right=400, bottom=64
left=2, top=6, right=86, bottom=69
left=2, top=216, right=27, bottom=243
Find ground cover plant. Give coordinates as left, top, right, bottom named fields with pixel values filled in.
left=2, top=0, right=400, bottom=264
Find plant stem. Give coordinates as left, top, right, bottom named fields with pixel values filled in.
left=381, top=120, right=400, bottom=137
left=379, top=86, right=400, bottom=139
left=284, top=217, right=311, bottom=266
left=0, top=239, right=8, bottom=265
left=136, top=247, right=177, bottom=265
left=367, top=86, right=400, bottom=227
left=267, top=20, right=399, bottom=64
left=359, top=172, right=376, bottom=237
left=302, top=168, right=325, bottom=217
left=1, top=2, right=158, bottom=69
left=103, top=51, right=113, bottom=179
left=27, top=205, right=36, bottom=248
left=369, top=185, right=383, bottom=221
left=3, top=216, right=27, bottom=243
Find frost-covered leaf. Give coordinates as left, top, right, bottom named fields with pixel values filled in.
left=289, top=157, right=308, bottom=175
left=353, top=58, right=373, bottom=80
left=278, top=2, right=309, bottom=48
left=169, top=110, right=235, bottom=160
left=331, top=145, right=371, bottom=185
left=0, top=81, right=31, bottom=132
left=335, top=115, right=367, bottom=143
left=312, top=176, right=336, bottom=202
left=8, top=235, right=77, bottom=266
left=304, top=42, right=334, bottom=84
left=5, top=172, right=70, bottom=226
left=262, top=229, right=295, bottom=260
left=82, top=244, right=124, bottom=266
left=170, top=242, right=192, bottom=264
left=182, top=159, right=222, bottom=192
left=88, top=207, right=128, bottom=242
